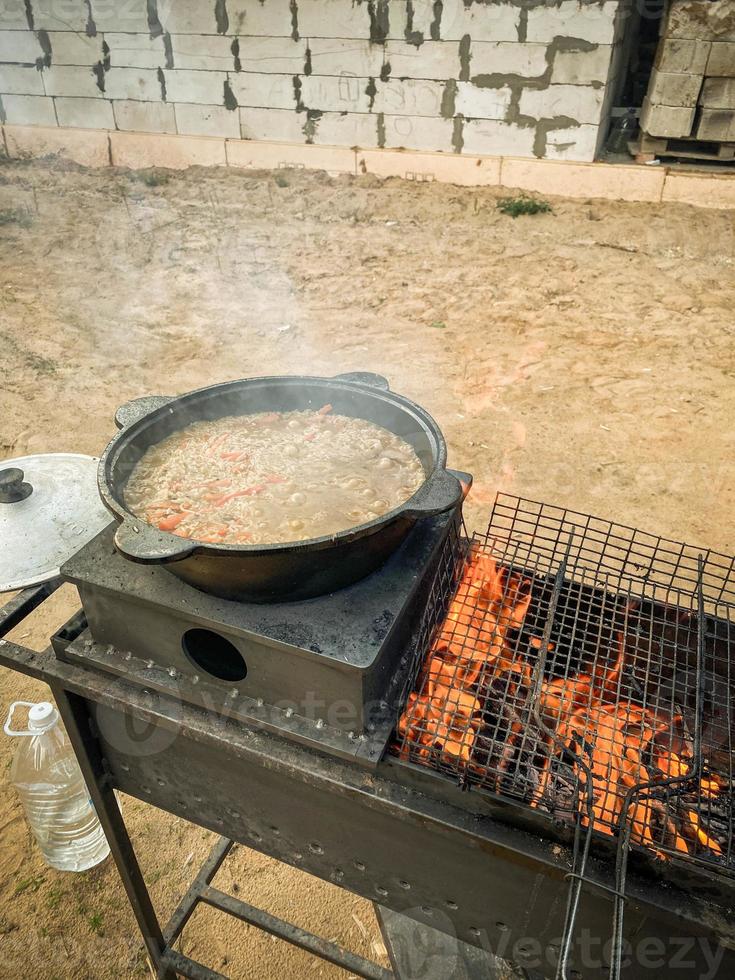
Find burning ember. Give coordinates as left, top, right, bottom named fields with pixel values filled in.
left=396, top=546, right=728, bottom=864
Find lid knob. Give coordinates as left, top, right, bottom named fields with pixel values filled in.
left=0, top=467, right=33, bottom=504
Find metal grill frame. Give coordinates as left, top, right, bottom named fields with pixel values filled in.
left=391, top=494, right=735, bottom=978
left=393, top=495, right=734, bottom=873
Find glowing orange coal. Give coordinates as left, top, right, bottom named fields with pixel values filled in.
left=397, top=549, right=723, bottom=861
left=398, top=548, right=531, bottom=763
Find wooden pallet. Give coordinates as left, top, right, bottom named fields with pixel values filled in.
left=632, top=131, right=735, bottom=164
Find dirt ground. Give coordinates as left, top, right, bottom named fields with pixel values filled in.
left=0, top=158, right=733, bottom=979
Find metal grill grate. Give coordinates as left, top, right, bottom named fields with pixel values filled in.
left=479, top=494, right=735, bottom=607
left=392, top=494, right=734, bottom=873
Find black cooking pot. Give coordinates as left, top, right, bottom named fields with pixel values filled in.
left=98, top=373, right=469, bottom=602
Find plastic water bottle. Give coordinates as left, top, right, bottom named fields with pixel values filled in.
left=607, top=107, right=639, bottom=155
left=4, top=701, right=110, bottom=871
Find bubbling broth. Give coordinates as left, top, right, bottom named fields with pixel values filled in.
left=124, top=407, right=425, bottom=545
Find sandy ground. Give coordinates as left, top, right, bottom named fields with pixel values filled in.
left=0, top=158, right=733, bottom=979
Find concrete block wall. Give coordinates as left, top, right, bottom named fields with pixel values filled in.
left=0, top=0, right=627, bottom=163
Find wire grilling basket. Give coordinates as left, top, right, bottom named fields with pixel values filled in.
left=391, top=494, right=735, bottom=976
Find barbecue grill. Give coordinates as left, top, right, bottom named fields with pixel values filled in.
left=393, top=495, right=735, bottom=977
left=2, top=484, right=734, bottom=979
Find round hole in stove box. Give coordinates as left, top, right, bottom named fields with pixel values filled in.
left=182, top=628, right=248, bottom=682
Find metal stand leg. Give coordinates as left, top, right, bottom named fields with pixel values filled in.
left=159, top=835, right=392, bottom=980
left=49, top=685, right=392, bottom=980
left=51, top=686, right=176, bottom=980
left=164, top=838, right=234, bottom=947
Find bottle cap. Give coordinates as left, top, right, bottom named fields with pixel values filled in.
left=28, top=702, right=59, bottom=732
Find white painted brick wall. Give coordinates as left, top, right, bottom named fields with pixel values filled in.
left=469, top=42, right=548, bottom=79
left=455, top=81, right=513, bottom=121
left=545, top=123, right=598, bottom=161
left=309, top=39, right=383, bottom=77
left=372, top=78, right=445, bottom=118
left=42, top=65, right=102, bottom=98
left=237, top=36, right=307, bottom=73
left=228, top=72, right=297, bottom=110
left=33, top=0, right=88, bottom=32
left=104, top=67, right=162, bottom=102
left=439, top=0, right=520, bottom=43
left=385, top=3, right=413, bottom=40
left=296, top=0, right=372, bottom=40
left=395, top=0, right=438, bottom=40
left=240, top=105, right=306, bottom=142
left=105, top=33, right=167, bottom=70
left=300, top=74, right=373, bottom=113
left=526, top=1, right=619, bottom=45
left=0, top=93, right=57, bottom=125
left=0, top=29, right=42, bottom=63
left=113, top=99, right=177, bottom=132
left=0, top=1, right=32, bottom=30
left=399, top=1, right=518, bottom=43
left=382, top=114, right=454, bottom=152
left=54, top=95, right=115, bottom=129
left=175, top=102, right=240, bottom=138
left=0, top=64, right=45, bottom=95
left=88, top=0, right=150, bottom=34
left=158, top=0, right=220, bottom=36
left=612, top=2, right=628, bottom=44
left=599, top=48, right=619, bottom=123
left=47, top=31, right=104, bottom=66
left=519, top=84, right=605, bottom=125
left=551, top=46, right=612, bottom=85
left=0, top=1, right=621, bottom=162
left=163, top=69, right=226, bottom=105
left=313, top=110, right=377, bottom=147
left=384, top=41, right=458, bottom=81
left=228, top=0, right=294, bottom=38
left=169, top=34, right=234, bottom=70
left=463, top=118, right=536, bottom=156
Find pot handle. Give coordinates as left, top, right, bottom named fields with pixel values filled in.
left=403, top=468, right=472, bottom=519
left=114, top=520, right=196, bottom=564
left=115, top=395, right=176, bottom=430
left=333, top=372, right=390, bottom=391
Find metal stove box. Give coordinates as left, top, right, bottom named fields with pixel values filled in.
left=57, top=512, right=459, bottom=765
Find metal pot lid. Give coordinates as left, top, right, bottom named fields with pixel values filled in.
left=0, top=453, right=112, bottom=593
